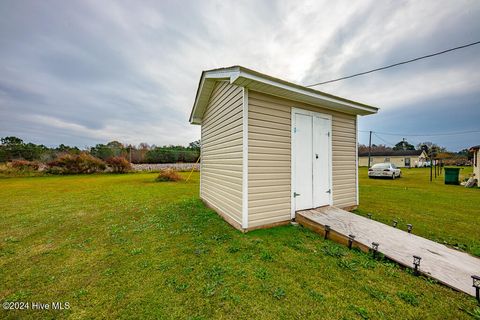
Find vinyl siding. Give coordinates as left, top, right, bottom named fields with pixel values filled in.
left=248, top=91, right=357, bottom=227
left=201, top=81, right=243, bottom=226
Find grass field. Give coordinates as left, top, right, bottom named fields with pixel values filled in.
left=1, top=172, right=479, bottom=319
left=356, top=167, right=480, bottom=257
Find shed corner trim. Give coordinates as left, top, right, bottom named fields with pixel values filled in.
left=242, top=87, right=249, bottom=229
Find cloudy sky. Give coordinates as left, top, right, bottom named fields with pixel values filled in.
left=1, top=0, right=479, bottom=151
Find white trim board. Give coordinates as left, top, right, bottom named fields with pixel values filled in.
left=290, top=109, right=296, bottom=219
left=242, top=88, right=249, bottom=229
left=355, top=115, right=359, bottom=206
left=234, top=71, right=375, bottom=113
left=189, top=66, right=379, bottom=124
left=199, top=121, right=204, bottom=199
left=290, top=107, right=333, bottom=219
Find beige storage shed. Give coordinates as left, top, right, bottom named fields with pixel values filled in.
left=189, top=66, right=378, bottom=231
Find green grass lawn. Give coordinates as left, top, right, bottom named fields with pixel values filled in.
left=1, top=173, right=479, bottom=319
left=356, top=167, right=480, bottom=257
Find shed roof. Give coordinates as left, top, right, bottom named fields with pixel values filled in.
left=189, top=66, right=379, bottom=124
left=358, top=150, right=425, bottom=157
left=469, top=145, right=480, bottom=151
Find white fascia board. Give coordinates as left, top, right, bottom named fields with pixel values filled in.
left=190, top=70, right=236, bottom=124
left=232, top=70, right=377, bottom=115
left=189, top=77, right=206, bottom=124
left=229, top=69, right=242, bottom=84
left=204, top=69, right=237, bottom=80
left=190, top=66, right=378, bottom=124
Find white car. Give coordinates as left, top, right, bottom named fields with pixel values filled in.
left=368, top=163, right=401, bottom=179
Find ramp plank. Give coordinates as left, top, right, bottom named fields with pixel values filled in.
left=297, top=206, right=480, bottom=297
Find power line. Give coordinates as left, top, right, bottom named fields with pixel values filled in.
left=359, top=129, right=480, bottom=137
left=372, top=132, right=395, bottom=146
left=306, top=40, right=480, bottom=87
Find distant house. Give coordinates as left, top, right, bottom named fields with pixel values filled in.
left=469, top=145, right=479, bottom=181
left=358, top=150, right=428, bottom=168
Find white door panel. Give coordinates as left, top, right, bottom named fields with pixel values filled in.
left=313, top=116, right=331, bottom=207
left=293, top=113, right=313, bottom=210
left=293, top=110, right=331, bottom=213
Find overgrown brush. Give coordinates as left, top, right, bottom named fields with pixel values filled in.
left=47, top=153, right=106, bottom=174
left=155, top=168, right=183, bottom=182
left=0, top=160, right=43, bottom=176
left=106, top=156, right=131, bottom=173
left=10, top=160, right=40, bottom=171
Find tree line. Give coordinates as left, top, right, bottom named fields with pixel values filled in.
left=358, top=139, right=473, bottom=159
left=0, top=136, right=200, bottom=164
left=2, top=136, right=472, bottom=164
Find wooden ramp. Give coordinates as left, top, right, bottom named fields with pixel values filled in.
left=296, top=206, right=480, bottom=297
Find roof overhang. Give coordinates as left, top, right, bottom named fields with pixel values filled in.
left=469, top=145, right=480, bottom=152
left=189, top=66, right=379, bottom=125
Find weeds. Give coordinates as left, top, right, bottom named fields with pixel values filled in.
left=254, top=267, right=268, bottom=280
left=155, top=168, right=183, bottom=182
left=321, top=243, right=346, bottom=257
left=272, top=287, right=286, bottom=300
left=260, top=251, right=274, bottom=261
left=397, top=291, right=419, bottom=306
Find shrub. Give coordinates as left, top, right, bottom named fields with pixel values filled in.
left=0, top=161, right=42, bottom=176
left=106, top=157, right=131, bottom=173
left=47, top=153, right=106, bottom=174
left=10, top=160, right=40, bottom=171
left=155, top=168, right=183, bottom=182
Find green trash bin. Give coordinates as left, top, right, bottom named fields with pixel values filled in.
left=444, top=167, right=460, bottom=185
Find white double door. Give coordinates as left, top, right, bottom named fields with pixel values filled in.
left=293, top=109, right=332, bottom=212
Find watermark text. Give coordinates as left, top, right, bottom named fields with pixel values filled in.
left=3, top=301, right=70, bottom=311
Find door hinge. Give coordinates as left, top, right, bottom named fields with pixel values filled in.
left=293, top=192, right=301, bottom=197
left=293, top=127, right=297, bottom=133
left=326, top=189, right=331, bottom=194
left=327, top=132, right=330, bottom=137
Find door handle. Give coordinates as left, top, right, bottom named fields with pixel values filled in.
left=315, top=154, right=319, bottom=159
left=293, top=192, right=301, bottom=197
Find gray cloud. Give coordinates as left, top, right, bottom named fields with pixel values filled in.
left=0, top=0, right=479, bottom=150
left=359, top=91, right=480, bottom=150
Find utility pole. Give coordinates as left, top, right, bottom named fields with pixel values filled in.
left=430, top=158, right=433, bottom=182
left=430, top=151, right=433, bottom=182
left=367, top=131, right=372, bottom=168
